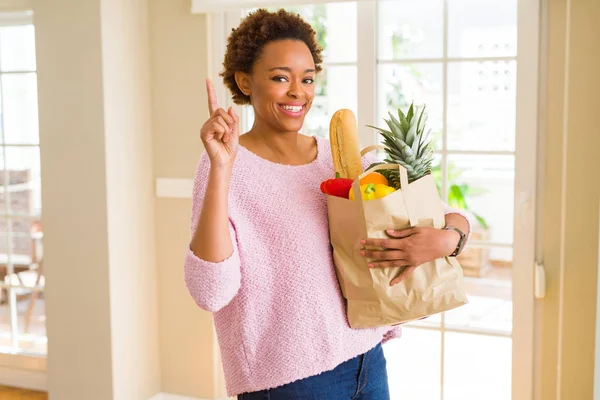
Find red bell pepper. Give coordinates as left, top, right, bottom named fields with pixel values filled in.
left=320, top=173, right=354, bottom=199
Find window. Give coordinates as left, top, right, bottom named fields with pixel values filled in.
left=0, top=11, right=45, bottom=357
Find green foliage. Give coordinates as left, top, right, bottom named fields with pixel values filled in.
left=430, top=162, right=489, bottom=229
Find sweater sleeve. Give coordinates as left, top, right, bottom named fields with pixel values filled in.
left=382, top=325, right=403, bottom=343
left=183, top=152, right=242, bottom=313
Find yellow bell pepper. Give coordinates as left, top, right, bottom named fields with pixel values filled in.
left=349, top=183, right=396, bottom=201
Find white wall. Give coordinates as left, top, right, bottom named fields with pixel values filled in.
left=100, top=0, right=161, bottom=398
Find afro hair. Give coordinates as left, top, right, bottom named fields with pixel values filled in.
left=219, top=8, right=324, bottom=105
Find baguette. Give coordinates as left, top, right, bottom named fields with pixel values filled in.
left=329, top=109, right=363, bottom=180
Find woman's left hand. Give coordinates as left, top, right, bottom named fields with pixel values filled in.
left=360, top=227, right=460, bottom=286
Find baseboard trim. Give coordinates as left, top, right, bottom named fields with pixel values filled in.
left=149, top=393, right=232, bottom=400
left=0, top=366, right=47, bottom=391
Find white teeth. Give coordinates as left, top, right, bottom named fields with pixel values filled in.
left=281, top=105, right=302, bottom=112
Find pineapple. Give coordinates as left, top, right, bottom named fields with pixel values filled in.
left=367, top=102, right=434, bottom=189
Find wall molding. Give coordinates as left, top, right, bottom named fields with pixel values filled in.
left=0, top=366, right=47, bottom=391
left=149, top=393, right=200, bottom=400
left=0, top=1, right=32, bottom=14
left=149, top=393, right=231, bottom=400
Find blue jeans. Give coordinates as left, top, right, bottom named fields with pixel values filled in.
left=238, top=342, right=390, bottom=400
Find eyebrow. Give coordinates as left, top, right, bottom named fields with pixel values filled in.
left=269, top=67, right=316, bottom=73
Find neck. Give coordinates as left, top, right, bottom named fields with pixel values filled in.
left=246, top=118, right=304, bottom=158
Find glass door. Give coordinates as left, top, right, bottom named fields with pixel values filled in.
left=225, top=1, right=539, bottom=398
left=375, top=0, right=538, bottom=399
left=0, top=12, right=46, bottom=357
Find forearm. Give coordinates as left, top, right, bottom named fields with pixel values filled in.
left=190, top=165, right=234, bottom=262
left=444, top=212, right=470, bottom=236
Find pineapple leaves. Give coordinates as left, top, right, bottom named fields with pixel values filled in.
left=406, top=103, right=414, bottom=123
left=365, top=101, right=434, bottom=184
left=387, top=113, right=405, bottom=140
left=404, top=103, right=417, bottom=149
left=366, top=124, right=393, bottom=137
left=416, top=104, right=425, bottom=132
left=414, top=106, right=428, bottom=154
left=394, top=109, right=410, bottom=134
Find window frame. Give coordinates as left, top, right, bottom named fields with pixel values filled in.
left=0, top=10, right=45, bottom=357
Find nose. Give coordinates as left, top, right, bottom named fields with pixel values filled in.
left=287, top=79, right=301, bottom=99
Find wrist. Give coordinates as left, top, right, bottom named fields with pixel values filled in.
left=442, top=226, right=467, bottom=257
left=209, top=163, right=233, bottom=178
left=207, top=165, right=233, bottom=194
left=441, top=229, right=461, bottom=256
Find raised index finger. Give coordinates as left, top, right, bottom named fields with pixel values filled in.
left=206, top=78, right=218, bottom=115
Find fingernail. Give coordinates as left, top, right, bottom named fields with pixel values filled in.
left=360, top=250, right=365, bottom=256
left=368, top=263, right=374, bottom=268
left=360, top=239, right=366, bottom=244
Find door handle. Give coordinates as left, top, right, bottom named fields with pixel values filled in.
left=534, top=262, right=546, bottom=299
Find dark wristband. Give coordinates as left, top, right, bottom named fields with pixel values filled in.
left=444, top=226, right=466, bottom=257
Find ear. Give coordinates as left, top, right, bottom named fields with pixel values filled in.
left=234, top=71, right=252, bottom=97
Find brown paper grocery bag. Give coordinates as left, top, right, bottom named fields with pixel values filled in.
left=327, top=151, right=468, bottom=329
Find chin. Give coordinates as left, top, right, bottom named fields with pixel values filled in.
left=282, top=121, right=305, bottom=132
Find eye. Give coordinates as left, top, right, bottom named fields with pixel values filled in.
left=272, top=76, right=288, bottom=82
left=303, top=78, right=315, bottom=84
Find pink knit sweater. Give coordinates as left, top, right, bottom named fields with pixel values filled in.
left=184, top=136, right=468, bottom=397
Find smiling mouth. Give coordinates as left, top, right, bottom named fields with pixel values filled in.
left=278, top=104, right=305, bottom=114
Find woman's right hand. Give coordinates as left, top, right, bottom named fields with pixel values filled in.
left=201, top=78, right=240, bottom=168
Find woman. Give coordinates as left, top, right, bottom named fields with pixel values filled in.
left=184, top=8, right=470, bottom=400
